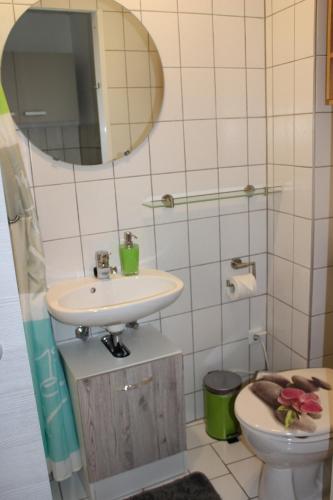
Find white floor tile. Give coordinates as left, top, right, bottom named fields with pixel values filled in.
left=228, top=456, right=262, bottom=498
left=212, top=438, right=253, bottom=464
left=211, top=474, right=248, bottom=500
left=186, top=422, right=216, bottom=449
left=186, top=445, right=228, bottom=479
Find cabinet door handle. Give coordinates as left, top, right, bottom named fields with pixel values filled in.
left=23, top=111, right=47, bottom=116
left=118, top=376, right=153, bottom=391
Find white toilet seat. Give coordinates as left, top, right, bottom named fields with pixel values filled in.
left=235, top=367, right=333, bottom=441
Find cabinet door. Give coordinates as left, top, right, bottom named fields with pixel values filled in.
left=14, top=53, right=79, bottom=125
left=77, top=354, right=185, bottom=482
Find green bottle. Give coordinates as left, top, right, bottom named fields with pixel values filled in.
left=119, top=231, right=139, bottom=276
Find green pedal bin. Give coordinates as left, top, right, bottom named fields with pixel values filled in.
left=204, top=370, right=242, bottom=440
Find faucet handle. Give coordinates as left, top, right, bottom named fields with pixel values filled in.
left=95, top=250, right=110, bottom=268
left=95, top=250, right=111, bottom=279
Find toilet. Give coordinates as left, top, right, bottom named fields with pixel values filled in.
left=235, top=368, right=333, bottom=500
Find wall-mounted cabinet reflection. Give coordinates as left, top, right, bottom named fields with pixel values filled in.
left=1, top=1, right=164, bottom=165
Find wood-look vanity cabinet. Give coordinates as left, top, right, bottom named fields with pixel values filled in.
left=58, top=327, right=186, bottom=492
left=77, top=354, right=185, bottom=482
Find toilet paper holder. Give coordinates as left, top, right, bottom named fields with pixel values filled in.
left=226, top=258, right=256, bottom=290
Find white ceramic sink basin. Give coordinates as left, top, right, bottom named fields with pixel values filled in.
left=46, top=269, right=184, bottom=327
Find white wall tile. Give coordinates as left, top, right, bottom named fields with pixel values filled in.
left=310, top=312, right=333, bottom=359
left=76, top=179, right=118, bottom=235
left=314, top=167, right=333, bottom=219
left=273, top=212, right=293, bottom=260
left=249, top=165, right=267, bottom=211
left=30, top=148, right=74, bottom=186
left=293, top=217, right=312, bottom=268
left=213, top=16, right=245, bottom=68
left=216, top=69, right=247, bottom=118
left=222, top=339, right=250, bottom=376
left=189, top=217, right=220, bottom=266
left=182, top=68, right=216, bottom=120
left=222, top=299, right=250, bottom=344
left=273, top=165, right=294, bottom=214
left=141, top=12, right=180, bottom=66
left=272, top=338, right=292, bottom=371
left=247, top=69, right=266, bottom=117
left=314, top=219, right=333, bottom=268
left=158, top=68, right=183, bottom=121
left=193, top=305, right=222, bottom=351
left=220, top=213, right=249, bottom=261
left=114, top=139, right=150, bottom=178
left=292, top=309, right=309, bottom=358
left=160, top=268, right=192, bottom=317
left=250, top=210, right=267, bottom=255
left=194, top=346, right=222, bottom=391
left=273, top=256, right=293, bottom=305
left=184, top=120, right=217, bottom=171
left=141, top=0, right=177, bottom=11
left=219, top=166, right=248, bottom=215
left=213, top=0, right=244, bottom=15
left=116, top=175, right=154, bottom=229
left=245, top=0, right=265, bottom=17
left=248, top=118, right=266, bottom=165
left=245, top=18, right=265, bottom=68
left=155, top=221, right=189, bottom=270
left=35, top=184, right=79, bottom=241
left=0, top=4, right=14, bottom=48
left=149, top=121, right=185, bottom=174
left=295, top=58, right=314, bottom=114
left=191, top=262, right=221, bottom=309
left=217, top=119, right=248, bottom=167
left=273, top=116, right=294, bottom=165
left=179, top=14, right=214, bottom=67
left=293, top=264, right=311, bottom=314
left=185, top=393, right=195, bottom=422
left=294, top=114, right=313, bottom=167
left=273, top=63, right=294, bottom=115
left=44, top=237, right=84, bottom=284
left=272, top=7, right=294, bottom=65
left=178, top=0, right=212, bottom=14
left=315, top=114, right=333, bottom=167
left=266, top=16, right=273, bottom=67
left=74, top=162, right=114, bottom=182
left=187, top=169, right=219, bottom=219
left=312, top=267, right=333, bottom=315
left=294, top=167, right=313, bottom=219
left=273, top=298, right=292, bottom=346
left=161, top=312, right=193, bottom=355
left=295, top=0, right=315, bottom=60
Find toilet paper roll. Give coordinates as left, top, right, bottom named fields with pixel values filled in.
left=226, top=273, right=257, bottom=300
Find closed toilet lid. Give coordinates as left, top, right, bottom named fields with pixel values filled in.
left=235, top=368, right=333, bottom=438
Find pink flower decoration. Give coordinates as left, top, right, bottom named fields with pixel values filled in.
left=278, top=387, right=323, bottom=415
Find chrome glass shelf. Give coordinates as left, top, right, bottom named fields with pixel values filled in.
left=143, top=185, right=282, bottom=209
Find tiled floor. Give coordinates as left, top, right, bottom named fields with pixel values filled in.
left=52, top=420, right=262, bottom=500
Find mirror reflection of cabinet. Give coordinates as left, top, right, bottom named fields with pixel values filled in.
left=3, top=52, right=79, bottom=125
left=1, top=0, right=164, bottom=166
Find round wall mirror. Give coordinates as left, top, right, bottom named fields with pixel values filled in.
left=0, top=0, right=164, bottom=165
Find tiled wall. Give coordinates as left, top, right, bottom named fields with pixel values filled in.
left=0, top=0, right=268, bottom=422
left=265, top=0, right=316, bottom=370
left=310, top=0, right=333, bottom=368
left=266, top=0, right=333, bottom=371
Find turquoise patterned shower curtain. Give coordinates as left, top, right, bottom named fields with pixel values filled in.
left=0, top=86, right=82, bottom=481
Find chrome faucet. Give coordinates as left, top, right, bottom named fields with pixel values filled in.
left=95, top=250, right=117, bottom=279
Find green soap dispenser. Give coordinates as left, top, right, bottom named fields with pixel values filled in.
left=119, top=231, right=139, bottom=276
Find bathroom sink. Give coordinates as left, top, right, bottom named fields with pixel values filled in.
left=46, top=269, right=184, bottom=327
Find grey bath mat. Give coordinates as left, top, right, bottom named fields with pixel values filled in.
left=128, top=472, right=221, bottom=499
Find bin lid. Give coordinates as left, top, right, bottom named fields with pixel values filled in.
left=204, top=370, right=242, bottom=395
